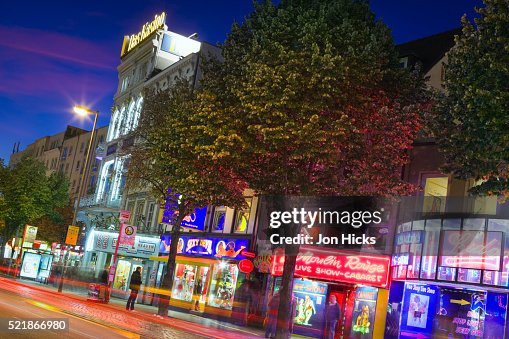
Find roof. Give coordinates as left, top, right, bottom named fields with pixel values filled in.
left=397, top=28, right=462, bottom=73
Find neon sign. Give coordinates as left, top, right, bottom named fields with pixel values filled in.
left=121, top=12, right=166, bottom=57
left=271, top=246, right=390, bottom=288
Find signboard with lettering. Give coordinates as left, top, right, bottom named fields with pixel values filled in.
left=440, top=231, right=503, bottom=270
left=159, top=234, right=248, bottom=260
left=22, top=225, right=38, bottom=247
left=121, top=12, right=166, bottom=57
left=119, top=210, right=131, bottom=223
left=65, top=225, right=80, bottom=245
left=271, top=246, right=390, bottom=288
left=91, top=230, right=159, bottom=259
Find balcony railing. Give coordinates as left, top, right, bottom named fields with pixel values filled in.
left=78, top=193, right=121, bottom=210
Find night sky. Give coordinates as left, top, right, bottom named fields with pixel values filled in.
left=0, top=0, right=484, bottom=163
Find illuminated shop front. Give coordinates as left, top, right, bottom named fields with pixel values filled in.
left=150, top=234, right=249, bottom=317
left=83, top=230, right=160, bottom=300
left=387, top=217, right=509, bottom=339
left=271, top=246, right=391, bottom=339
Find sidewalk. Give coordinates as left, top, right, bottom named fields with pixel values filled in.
left=2, top=274, right=269, bottom=339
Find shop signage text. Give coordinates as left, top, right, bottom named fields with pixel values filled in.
left=271, top=246, right=390, bottom=288
left=121, top=12, right=166, bottom=57
left=91, top=231, right=159, bottom=259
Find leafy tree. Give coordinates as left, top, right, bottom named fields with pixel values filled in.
left=125, top=80, right=247, bottom=316
left=432, top=0, right=509, bottom=197
left=0, top=157, right=70, bottom=251
left=193, top=0, right=427, bottom=337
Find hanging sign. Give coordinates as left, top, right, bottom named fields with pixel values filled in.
left=119, top=224, right=137, bottom=247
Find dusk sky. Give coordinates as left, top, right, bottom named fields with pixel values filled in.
left=0, top=0, right=484, bottom=163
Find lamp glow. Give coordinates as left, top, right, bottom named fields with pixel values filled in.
left=73, top=105, right=92, bottom=116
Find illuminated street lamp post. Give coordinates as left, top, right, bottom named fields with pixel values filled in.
left=58, top=105, right=98, bottom=293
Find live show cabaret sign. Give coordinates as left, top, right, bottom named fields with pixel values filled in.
left=271, top=246, right=390, bottom=288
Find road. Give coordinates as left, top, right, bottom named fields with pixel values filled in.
left=0, top=286, right=138, bottom=339
left=0, top=276, right=209, bottom=339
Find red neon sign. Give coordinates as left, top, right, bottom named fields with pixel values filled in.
left=271, top=246, right=390, bottom=288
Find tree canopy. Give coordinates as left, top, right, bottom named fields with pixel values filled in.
left=432, top=0, right=509, bottom=197
left=194, top=0, right=426, bottom=198
left=0, top=157, right=70, bottom=241
left=190, top=1, right=427, bottom=338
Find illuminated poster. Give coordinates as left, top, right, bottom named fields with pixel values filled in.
left=484, top=292, right=507, bottom=339
left=433, top=288, right=485, bottom=338
left=400, top=283, right=439, bottom=339
left=159, top=235, right=248, bottom=260
left=350, top=287, right=378, bottom=338
left=20, top=252, right=41, bottom=279
left=292, top=279, right=328, bottom=338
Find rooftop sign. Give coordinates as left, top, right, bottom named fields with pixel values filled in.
left=121, top=12, right=166, bottom=57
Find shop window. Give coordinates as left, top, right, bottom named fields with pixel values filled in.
left=126, top=201, right=135, bottom=224
left=457, top=268, right=481, bottom=284
left=437, top=266, right=456, bottom=281
left=483, top=270, right=500, bottom=285
left=420, top=220, right=441, bottom=280
left=462, top=218, right=485, bottom=231
left=113, top=260, right=132, bottom=291
left=422, top=176, right=448, bottom=213
left=442, top=219, right=460, bottom=230
left=233, top=198, right=252, bottom=234
left=211, top=206, right=226, bottom=232
left=207, top=263, right=239, bottom=310
left=172, top=264, right=209, bottom=304
left=412, top=220, right=425, bottom=231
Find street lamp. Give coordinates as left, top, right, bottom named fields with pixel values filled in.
left=58, top=105, right=98, bottom=293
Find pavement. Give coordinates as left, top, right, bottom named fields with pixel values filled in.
left=0, top=274, right=268, bottom=339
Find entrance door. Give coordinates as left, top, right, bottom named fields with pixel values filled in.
left=327, top=288, right=348, bottom=339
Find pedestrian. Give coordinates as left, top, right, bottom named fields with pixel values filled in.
left=126, top=267, right=142, bottom=311
left=264, top=291, right=280, bottom=339
left=192, top=277, right=203, bottom=311
left=324, top=295, right=341, bottom=339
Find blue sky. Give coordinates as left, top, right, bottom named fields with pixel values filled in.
left=0, top=0, right=484, bottom=163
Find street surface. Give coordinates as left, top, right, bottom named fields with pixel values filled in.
left=0, top=276, right=250, bottom=339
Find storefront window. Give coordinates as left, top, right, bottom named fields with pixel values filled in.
left=113, top=260, right=131, bottom=290
left=420, top=220, right=440, bottom=280
left=463, top=218, right=485, bottom=231
left=207, top=263, right=238, bottom=309
left=442, top=219, right=460, bottom=230
left=457, top=268, right=481, bottom=284
left=412, top=220, right=425, bottom=230
left=437, top=266, right=456, bottom=281
left=172, top=264, right=196, bottom=301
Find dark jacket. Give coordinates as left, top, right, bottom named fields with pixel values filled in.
left=325, top=302, right=341, bottom=322
left=129, top=270, right=142, bottom=291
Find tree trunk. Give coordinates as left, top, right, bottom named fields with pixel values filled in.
left=275, top=242, right=298, bottom=339
left=157, top=214, right=184, bottom=316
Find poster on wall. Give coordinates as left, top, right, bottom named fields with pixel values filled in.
left=400, top=283, right=439, bottom=339
left=292, top=279, right=328, bottom=338
left=350, top=287, right=378, bottom=338
left=20, top=252, right=41, bottom=279
left=433, top=288, right=486, bottom=338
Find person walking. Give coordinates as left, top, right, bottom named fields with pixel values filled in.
left=324, top=295, right=341, bottom=339
left=126, top=267, right=142, bottom=311
left=192, top=277, right=203, bottom=311
left=265, top=291, right=280, bottom=339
